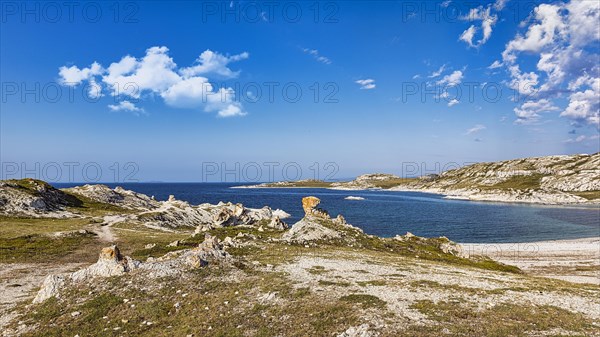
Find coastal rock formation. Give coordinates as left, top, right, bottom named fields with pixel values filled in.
left=332, top=153, right=600, bottom=204
left=71, top=245, right=139, bottom=282
left=0, top=179, right=75, bottom=217
left=301, top=196, right=329, bottom=218
left=33, top=235, right=231, bottom=304
left=64, top=184, right=160, bottom=210
left=282, top=218, right=343, bottom=244
left=302, top=196, right=321, bottom=214
left=283, top=197, right=365, bottom=245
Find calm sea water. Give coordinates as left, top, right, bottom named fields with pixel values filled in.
left=53, top=183, right=600, bottom=243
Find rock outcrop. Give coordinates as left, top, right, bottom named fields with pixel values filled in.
left=64, top=184, right=160, bottom=210
left=331, top=153, right=600, bottom=204
left=33, top=235, right=231, bottom=304
left=301, top=196, right=329, bottom=218
left=71, top=245, right=139, bottom=282
left=137, top=197, right=289, bottom=231
left=0, top=179, right=76, bottom=217
left=283, top=197, right=365, bottom=245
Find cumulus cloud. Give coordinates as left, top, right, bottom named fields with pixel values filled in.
left=513, top=99, right=559, bottom=124
left=58, top=62, right=103, bottom=86
left=58, top=46, right=249, bottom=117
left=499, top=0, right=600, bottom=129
left=465, top=124, right=486, bottom=135
left=160, top=77, right=246, bottom=117
left=302, top=48, right=332, bottom=65
left=356, top=79, right=376, bottom=90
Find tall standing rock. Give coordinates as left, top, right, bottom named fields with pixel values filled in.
left=302, top=196, right=321, bottom=215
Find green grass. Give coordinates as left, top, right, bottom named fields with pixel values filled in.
left=408, top=300, right=595, bottom=336
left=21, top=267, right=362, bottom=337
left=339, top=294, right=386, bottom=309
left=63, top=191, right=134, bottom=216
left=302, top=218, right=522, bottom=274
left=356, top=280, right=387, bottom=287
left=572, top=190, right=600, bottom=200
left=368, top=177, right=418, bottom=189
left=0, top=231, right=98, bottom=263
left=318, top=280, right=351, bottom=287
left=285, top=180, right=334, bottom=188
left=485, top=173, right=546, bottom=190
left=3, top=179, right=54, bottom=196
left=0, top=216, right=92, bottom=238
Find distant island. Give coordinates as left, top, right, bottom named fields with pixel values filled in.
left=239, top=153, right=600, bottom=205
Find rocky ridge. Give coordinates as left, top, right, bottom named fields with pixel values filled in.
left=0, top=179, right=77, bottom=217
left=332, top=153, right=600, bottom=204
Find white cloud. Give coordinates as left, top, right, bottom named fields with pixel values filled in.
left=459, top=25, right=478, bottom=47
left=102, top=46, right=182, bottom=98
left=441, top=0, right=452, bottom=8
left=448, top=99, right=460, bottom=107
left=428, top=64, right=446, bottom=78
left=513, top=99, right=559, bottom=124
left=58, top=46, right=249, bottom=117
left=108, top=101, right=143, bottom=114
left=437, top=70, right=464, bottom=86
left=180, top=50, right=249, bottom=78
left=459, top=4, right=499, bottom=48
left=564, top=134, right=600, bottom=143
left=465, top=124, right=486, bottom=135
left=503, top=4, right=565, bottom=59
left=488, top=60, right=503, bottom=69
left=493, top=0, right=509, bottom=11
left=499, top=0, right=600, bottom=129
left=58, top=62, right=103, bottom=86
left=302, top=48, right=331, bottom=65
left=356, top=79, right=376, bottom=90
left=160, top=76, right=245, bottom=117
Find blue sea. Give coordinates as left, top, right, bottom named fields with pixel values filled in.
left=53, top=183, right=600, bottom=244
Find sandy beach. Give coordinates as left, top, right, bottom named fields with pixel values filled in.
left=461, top=237, right=600, bottom=284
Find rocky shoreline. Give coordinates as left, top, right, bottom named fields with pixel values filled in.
left=240, top=153, right=600, bottom=206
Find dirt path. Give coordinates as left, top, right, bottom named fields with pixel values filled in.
left=89, top=215, right=130, bottom=243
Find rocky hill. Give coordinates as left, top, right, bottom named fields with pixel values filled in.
left=248, top=153, right=600, bottom=204
left=334, top=153, right=600, bottom=204
left=0, top=179, right=78, bottom=217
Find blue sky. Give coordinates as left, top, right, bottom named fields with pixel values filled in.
left=1, top=0, right=599, bottom=182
